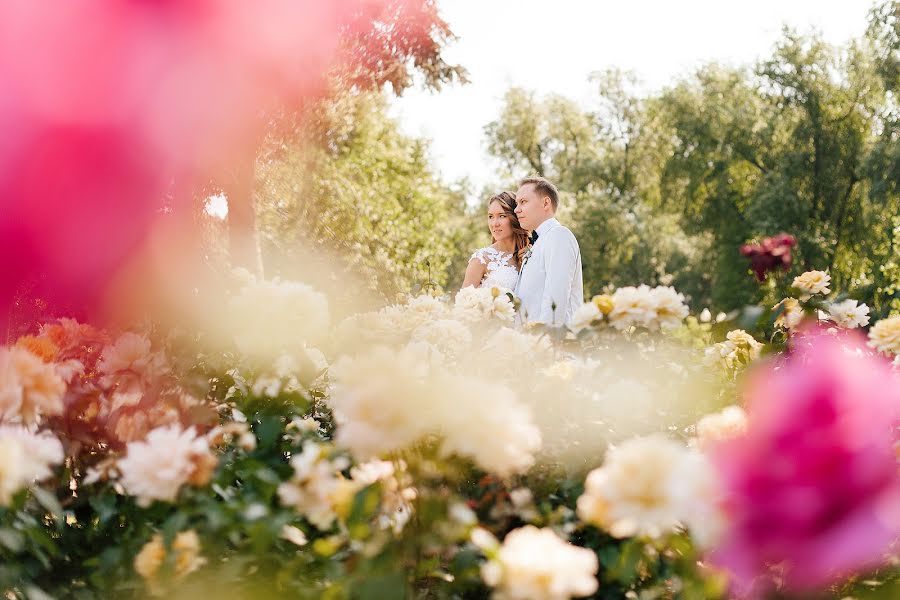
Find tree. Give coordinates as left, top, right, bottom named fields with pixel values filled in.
left=221, top=0, right=467, bottom=275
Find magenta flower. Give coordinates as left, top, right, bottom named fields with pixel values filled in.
left=710, top=328, right=900, bottom=596
left=740, top=234, right=796, bottom=282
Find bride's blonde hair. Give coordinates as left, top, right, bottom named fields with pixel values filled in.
left=489, top=191, right=530, bottom=271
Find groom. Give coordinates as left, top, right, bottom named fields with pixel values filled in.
left=513, top=176, right=584, bottom=326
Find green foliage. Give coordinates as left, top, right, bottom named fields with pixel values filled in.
left=255, top=90, right=471, bottom=299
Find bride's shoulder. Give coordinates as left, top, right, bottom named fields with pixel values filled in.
left=469, top=246, right=498, bottom=264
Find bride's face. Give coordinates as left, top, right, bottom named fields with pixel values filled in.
left=488, top=200, right=512, bottom=242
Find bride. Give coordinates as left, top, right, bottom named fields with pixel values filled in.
left=461, top=191, right=531, bottom=290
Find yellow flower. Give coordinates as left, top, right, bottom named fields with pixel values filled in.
left=134, top=535, right=166, bottom=582
left=774, top=298, right=804, bottom=330
left=869, top=315, right=900, bottom=355
left=592, top=294, right=614, bottom=315
left=134, top=530, right=206, bottom=596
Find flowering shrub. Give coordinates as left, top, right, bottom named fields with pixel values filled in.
left=1, top=272, right=898, bottom=599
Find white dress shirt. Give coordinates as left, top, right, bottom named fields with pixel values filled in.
left=514, top=217, right=584, bottom=326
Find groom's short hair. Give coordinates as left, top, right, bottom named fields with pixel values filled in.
left=519, top=176, right=559, bottom=211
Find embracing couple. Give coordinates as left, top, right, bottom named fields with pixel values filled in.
left=462, top=176, right=583, bottom=326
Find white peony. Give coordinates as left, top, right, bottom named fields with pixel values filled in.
left=411, top=319, right=472, bottom=357
left=230, top=277, right=330, bottom=360
left=328, top=344, right=436, bottom=460
left=576, top=434, right=718, bottom=540
left=0, top=346, right=66, bottom=424
left=569, top=302, right=602, bottom=333
left=437, top=376, right=541, bottom=477
left=825, top=299, right=870, bottom=329
left=649, top=286, right=690, bottom=330
left=277, top=442, right=349, bottom=530
left=0, top=426, right=64, bottom=505
left=608, top=285, right=656, bottom=330
left=481, top=525, right=598, bottom=600
left=118, top=425, right=216, bottom=506
left=454, top=286, right=515, bottom=322
left=791, top=270, right=831, bottom=298
left=693, top=405, right=748, bottom=451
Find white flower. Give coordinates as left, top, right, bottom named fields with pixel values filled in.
left=608, top=285, right=656, bottom=330
left=454, top=286, right=515, bottom=322
left=411, top=319, right=472, bottom=356
left=825, top=299, right=870, bottom=329
left=791, top=270, right=831, bottom=298
left=280, top=525, right=308, bottom=546
left=694, top=405, right=748, bottom=450
left=481, top=525, right=598, bottom=600
left=0, top=346, right=66, bottom=424
left=704, top=330, right=762, bottom=371
left=569, top=302, right=602, bottom=333
left=868, top=315, right=900, bottom=355
left=118, top=425, right=216, bottom=506
left=482, top=328, right=553, bottom=366
left=230, top=278, right=330, bottom=361
left=0, top=427, right=64, bottom=505
left=576, top=434, right=717, bottom=540
left=437, top=376, right=541, bottom=477
left=650, top=286, right=690, bottom=329
left=277, top=442, right=350, bottom=530
left=774, top=297, right=804, bottom=330
left=328, top=344, right=435, bottom=460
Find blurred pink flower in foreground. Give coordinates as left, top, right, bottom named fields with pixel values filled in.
left=711, top=328, right=900, bottom=596
left=0, top=0, right=388, bottom=327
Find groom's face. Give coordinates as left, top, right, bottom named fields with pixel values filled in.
left=514, top=183, right=549, bottom=232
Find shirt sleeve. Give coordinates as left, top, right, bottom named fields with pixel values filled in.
left=538, top=229, right=579, bottom=325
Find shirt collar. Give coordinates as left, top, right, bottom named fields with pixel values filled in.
left=535, top=217, right=559, bottom=238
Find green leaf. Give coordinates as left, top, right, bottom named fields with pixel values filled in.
left=31, top=487, right=63, bottom=525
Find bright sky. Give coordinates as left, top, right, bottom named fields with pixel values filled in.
left=390, top=0, right=872, bottom=194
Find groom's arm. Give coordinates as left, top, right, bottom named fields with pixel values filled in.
left=538, top=229, right=579, bottom=325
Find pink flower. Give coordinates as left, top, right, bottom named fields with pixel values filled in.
left=710, top=328, right=900, bottom=595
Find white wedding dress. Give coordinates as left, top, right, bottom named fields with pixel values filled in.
left=470, top=247, right=519, bottom=291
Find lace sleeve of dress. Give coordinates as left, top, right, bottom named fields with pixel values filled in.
left=470, top=248, right=489, bottom=265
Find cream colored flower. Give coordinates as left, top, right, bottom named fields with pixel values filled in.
left=118, top=425, right=216, bottom=506
left=437, top=376, right=541, bottom=477
left=0, top=426, right=64, bottom=505
left=608, top=285, right=656, bottom=330
left=454, top=286, right=515, bottom=322
left=0, top=346, right=66, bottom=424
left=328, top=344, right=435, bottom=460
left=650, top=286, right=690, bottom=329
left=576, top=435, right=715, bottom=539
left=791, top=270, right=831, bottom=298
left=230, top=277, right=330, bottom=361
left=482, top=525, right=598, bottom=600
left=277, top=442, right=352, bottom=530
left=705, top=330, right=762, bottom=372
left=411, top=319, right=472, bottom=356
left=482, top=328, right=553, bottom=366
left=825, top=299, right=870, bottom=329
left=774, top=297, right=804, bottom=330
left=569, top=302, right=602, bottom=333
left=694, top=406, right=748, bottom=451
left=135, top=530, right=206, bottom=595
left=869, top=315, right=900, bottom=355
